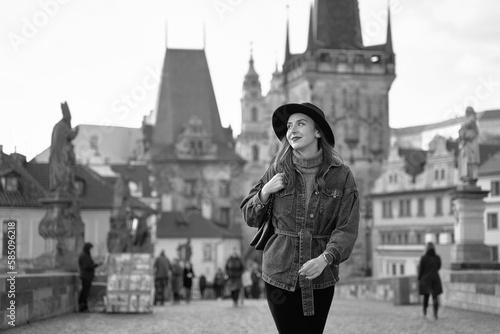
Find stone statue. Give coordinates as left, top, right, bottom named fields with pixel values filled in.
left=458, top=106, right=480, bottom=185
left=49, top=102, right=79, bottom=194
left=107, top=175, right=131, bottom=253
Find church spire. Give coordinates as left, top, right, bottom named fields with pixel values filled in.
left=243, top=43, right=261, bottom=96
left=385, top=7, right=394, bottom=55
left=284, top=4, right=291, bottom=62
left=306, top=3, right=315, bottom=52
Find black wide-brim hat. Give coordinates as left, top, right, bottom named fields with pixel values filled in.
left=272, top=102, right=335, bottom=146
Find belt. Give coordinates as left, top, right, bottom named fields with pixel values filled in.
left=275, top=228, right=330, bottom=316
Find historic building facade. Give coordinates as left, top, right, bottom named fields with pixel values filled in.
left=236, top=0, right=396, bottom=276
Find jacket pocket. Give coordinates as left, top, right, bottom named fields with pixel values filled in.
left=320, top=188, right=343, bottom=219
left=273, top=188, right=294, bottom=217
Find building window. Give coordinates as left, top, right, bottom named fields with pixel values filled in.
left=251, top=107, right=258, bottom=122
left=487, top=213, right=498, bottom=230
left=416, top=232, right=423, bottom=244
left=492, top=246, right=499, bottom=262
left=404, top=233, right=409, bottom=244
left=2, top=220, right=16, bottom=257
left=441, top=169, right=445, bottom=180
left=382, top=201, right=393, bottom=218
left=434, top=169, right=439, bottom=180
left=3, top=176, right=19, bottom=192
left=203, top=244, right=213, bottom=261
left=449, top=198, right=454, bottom=215
left=252, top=145, right=259, bottom=162
left=219, top=208, right=230, bottom=225
left=417, top=198, right=425, bottom=216
left=185, top=179, right=196, bottom=197
left=392, top=264, right=397, bottom=276
left=435, top=197, right=443, bottom=216
left=400, top=264, right=405, bottom=275
left=491, top=181, right=500, bottom=196
left=399, top=199, right=411, bottom=217
left=219, top=180, right=230, bottom=197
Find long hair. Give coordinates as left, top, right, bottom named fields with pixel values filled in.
left=272, top=126, right=343, bottom=193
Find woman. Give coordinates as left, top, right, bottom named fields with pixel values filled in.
left=418, top=242, right=443, bottom=319
left=240, top=102, right=359, bottom=334
left=171, top=258, right=183, bottom=304
left=183, top=262, right=195, bottom=303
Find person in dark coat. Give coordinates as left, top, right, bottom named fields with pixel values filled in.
left=183, top=262, right=195, bottom=303
left=418, top=242, right=443, bottom=319
left=213, top=268, right=225, bottom=300
left=78, top=242, right=101, bottom=312
left=199, top=275, right=207, bottom=299
left=171, top=258, right=183, bottom=304
left=153, top=250, right=172, bottom=305
left=225, top=249, right=244, bottom=307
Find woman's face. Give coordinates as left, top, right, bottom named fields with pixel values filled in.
left=286, top=113, right=319, bottom=156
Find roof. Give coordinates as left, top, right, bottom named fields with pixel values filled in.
left=153, top=48, right=227, bottom=147
left=26, top=163, right=152, bottom=211
left=479, top=150, right=500, bottom=176
left=311, top=0, right=363, bottom=50
left=393, top=109, right=500, bottom=136
left=156, top=211, right=241, bottom=239
left=0, top=152, right=47, bottom=207
left=33, top=124, right=142, bottom=164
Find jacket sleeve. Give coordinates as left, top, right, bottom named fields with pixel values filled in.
left=240, top=165, right=275, bottom=228
left=324, top=170, right=360, bottom=266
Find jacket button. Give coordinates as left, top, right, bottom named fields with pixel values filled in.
left=310, top=214, right=314, bottom=218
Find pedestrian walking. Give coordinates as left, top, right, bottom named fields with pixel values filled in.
left=418, top=242, right=443, bottom=319
left=78, top=242, right=101, bottom=312
left=153, top=250, right=171, bottom=305
left=213, top=268, right=225, bottom=301
left=199, top=274, right=207, bottom=299
left=171, top=258, right=183, bottom=304
left=250, top=261, right=262, bottom=299
left=183, top=262, right=195, bottom=303
left=225, top=249, right=244, bottom=307
left=240, top=102, right=360, bottom=333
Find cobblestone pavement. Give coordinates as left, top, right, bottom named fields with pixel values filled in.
left=7, top=298, right=500, bottom=334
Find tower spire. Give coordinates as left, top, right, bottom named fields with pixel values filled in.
left=385, top=6, right=393, bottom=54
left=306, top=3, right=315, bottom=52
left=284, top=4, right=291, bottom=62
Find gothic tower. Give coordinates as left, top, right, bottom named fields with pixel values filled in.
left=151, top=48, right=245, bottom=227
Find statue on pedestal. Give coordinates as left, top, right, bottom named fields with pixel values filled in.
left=458, top=106, right=480, bottom=186
left=49, top=102, right=79, bottom=195
left=38, top=102, right=84, bottom=270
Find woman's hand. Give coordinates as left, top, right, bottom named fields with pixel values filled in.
left=260, top=173, right=286, bottom=202
left=298, top=256, right=328, bottom=280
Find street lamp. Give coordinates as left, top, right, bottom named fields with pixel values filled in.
left=364, top=199, right=374, bottom=277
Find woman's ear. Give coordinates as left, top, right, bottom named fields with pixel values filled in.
left=315, top=131, right=321, bottom=138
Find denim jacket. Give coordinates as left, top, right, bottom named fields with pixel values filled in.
left=240, top=161, right=359, bottom=316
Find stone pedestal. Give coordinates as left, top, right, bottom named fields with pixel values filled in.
left=451, top=185, right=491, bottom=266
left=36, top=194, right=84, bottom=271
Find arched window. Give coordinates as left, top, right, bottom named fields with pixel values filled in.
left=251, top=107, right=258, bottom=122
left=252, top=145, right=259, bottom=162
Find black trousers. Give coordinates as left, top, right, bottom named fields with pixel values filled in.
left=265, top=282, right=335, bottom=334
left=423, top=293, right=439, bottom=315
left=154, top=278, right=168, bottom=305
left=79, top=278, right=92, bottom=311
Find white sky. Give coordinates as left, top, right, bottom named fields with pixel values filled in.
left=1, top=0, right=500, bottom=160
